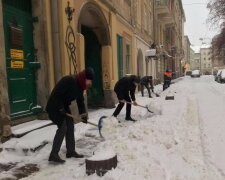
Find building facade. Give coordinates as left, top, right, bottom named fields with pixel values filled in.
left=0, top=0, right=185, bottom=137
left=200, top=47, right=213, bottom=75
left=155, top=0, right=185, bottom=80
left=190, top=48, right=199, bottom=70
left=182, top=35, right=191, bottom=74
left=0, top=0, right=135, bottom=136
left=134, top=0, right=156, bottom=80
left=212, top=41, right=225, bottom=71
left=193, top=52, right=201, bottom=71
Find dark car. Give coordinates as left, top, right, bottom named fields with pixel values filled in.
left=217, top=69, right=225, bottom=83
left=186, top=71, right=192, bottom=76
left=215, top=70, right=222, bottom=82
left=191, top=70, right=201, bottom=78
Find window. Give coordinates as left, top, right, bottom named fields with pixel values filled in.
left=208, top=58, right=211, bottom=60
left=126, top=44, right=131, bottom=74
left=10, top=26, right=23, bottom=49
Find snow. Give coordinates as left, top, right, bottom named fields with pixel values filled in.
left=88, top=149, right=116, bottom=161
left=12, top=120, right=52, bottom=136
left=1, top=76, right=225, bottom=179
left=3, top=125, right=57, bottom=150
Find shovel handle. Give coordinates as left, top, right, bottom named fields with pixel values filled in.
left=66, top=113, right=98, bottom=127
left=123, top=101, right=144, bottom=108
left=123, top=101, right=153, bottom=113
left=87, top=121, right=98, bottom=127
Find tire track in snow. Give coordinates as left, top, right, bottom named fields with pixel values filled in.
left=183, top=96, right=223, bottom=179
left=192, top=77, right=225, bottom=179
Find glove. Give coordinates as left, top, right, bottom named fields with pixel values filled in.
left=81, top=113, right=88, bottom=124
left=59, top=108, right=66, bottom=116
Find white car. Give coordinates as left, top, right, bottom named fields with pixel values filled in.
left=215, top=70, right=222, bottom=82
left=191, top=70, right=201, bottom=78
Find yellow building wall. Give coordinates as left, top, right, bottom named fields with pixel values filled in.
left=45, top=0, right=138, bottom=91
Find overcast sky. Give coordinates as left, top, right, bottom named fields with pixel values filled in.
left=182, top=0, right=220, bottom=51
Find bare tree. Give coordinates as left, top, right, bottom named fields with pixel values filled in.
left=208, top=0, right=225, bottom=51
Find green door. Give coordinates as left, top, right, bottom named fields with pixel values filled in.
left=117, top=35, right=123, bottom=79
left=3, top=3, right=40, bottom=118
left=81, top=25, right=103, bottom=106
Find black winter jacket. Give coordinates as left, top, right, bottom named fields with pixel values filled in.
left=140, top=76, right=153, bottom=88
left=114, top=76, right=137, bottom=101
left=46, top=75, right=85, bottom=114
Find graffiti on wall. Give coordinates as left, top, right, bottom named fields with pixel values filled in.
left=65, top=1, right=77, bottom=74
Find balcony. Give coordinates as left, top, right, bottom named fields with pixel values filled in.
left=156, top=0, right=170, bottom=15
left=156, top=0, right=175, bottom=25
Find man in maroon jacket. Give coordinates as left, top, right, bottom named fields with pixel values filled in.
left=46, top=68, right=94, bottom=163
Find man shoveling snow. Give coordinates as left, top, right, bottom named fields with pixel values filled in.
left=112, top=75, right=141, bottom=122
left=46, top=68, right=94, bottom=163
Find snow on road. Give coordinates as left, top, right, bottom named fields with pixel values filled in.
left=1, top=76, right=225, bottom=179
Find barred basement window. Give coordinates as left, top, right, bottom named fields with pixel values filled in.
left=10, top=26, right=23, bottom=49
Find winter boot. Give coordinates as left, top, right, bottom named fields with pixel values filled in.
left=66, top=151, right=84, bottom=158
left=125, top=117, right=137, bottom=122
left=49, top=154, right=65, bottom=164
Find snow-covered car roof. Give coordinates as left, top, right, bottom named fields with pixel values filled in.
left=217, top=70, right=222, bottom=76
left=221, top=69, right=225, bottom=78
left=192, top=70, right=200, bottom=75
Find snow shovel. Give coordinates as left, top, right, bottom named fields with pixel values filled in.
left=152, top=92, right=160, bottom=97
left=66, top=113, right=104, bottom=138
left=124, top=101, right=154, bottom=113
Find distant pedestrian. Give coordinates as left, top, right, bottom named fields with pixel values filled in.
left=46, top=68, right=94, bottom=163
left=113, top=75, right=140, bottom=122
left=140, top=76, right=154, bottom=98
left=163, top=69, right=172, bottom=91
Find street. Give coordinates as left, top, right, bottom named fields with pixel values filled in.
left=1, top=76, right=225, bottom=179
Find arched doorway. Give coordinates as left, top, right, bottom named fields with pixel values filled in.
left=137, top=49, right=144, bottom=77
left=78, top=2, right=110, bottom=107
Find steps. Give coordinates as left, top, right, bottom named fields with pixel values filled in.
left=2, top=125, right=57, bottom=153
left=12, top=120, right=53, bottom=138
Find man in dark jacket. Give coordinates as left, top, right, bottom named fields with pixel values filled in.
left=113, top=75, right=140, bottom=122
left=140, top=76, right=154, bottom=98
left=46, top=68, right=94, bottom=163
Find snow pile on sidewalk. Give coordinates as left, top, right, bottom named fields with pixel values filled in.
left=0, top=76, right=224, bottom=179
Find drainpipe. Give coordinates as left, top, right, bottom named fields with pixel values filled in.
left=50, top=0, right=62, bottom=82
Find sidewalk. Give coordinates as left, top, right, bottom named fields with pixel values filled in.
left=0, top=83, right=178, bottom=179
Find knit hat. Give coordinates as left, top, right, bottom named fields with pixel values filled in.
left=85, top=67, right=95, bottom=80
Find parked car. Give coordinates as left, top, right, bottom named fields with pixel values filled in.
left=215, top=70, right=222, bottom=82
left=217, top=69, right=225, bottom=83
left=191, top=70, right=201, bottom=78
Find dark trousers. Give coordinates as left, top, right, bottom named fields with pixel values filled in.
left=49, top=113, right=75, bottom=155
left=141, top=84, right=151, bottom=97
left=163, top=80, right=171, bottom=91
left=113, top=94, right=131, bottom=118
